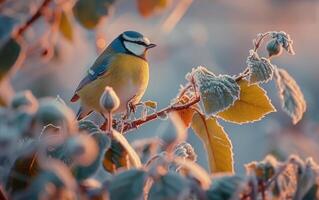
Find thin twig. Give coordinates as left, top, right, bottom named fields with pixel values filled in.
left=14, top=0, right=53, bottom=38
left=121, top=96, right=200, bottom=133
left=161, top=0, right=193, bottom=34
left=253, top=32, right=271, bottom=52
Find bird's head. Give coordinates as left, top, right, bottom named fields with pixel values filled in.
left=118, top=31, right=156, bottom=57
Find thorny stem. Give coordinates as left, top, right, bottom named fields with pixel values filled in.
left=14, top=0, right=53, bottom=38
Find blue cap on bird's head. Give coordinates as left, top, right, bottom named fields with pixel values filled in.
left=112, top=31, right=156, bottom=57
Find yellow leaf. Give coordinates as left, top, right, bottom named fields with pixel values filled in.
left=191, top=113, right=233, bottom=173
left=144, top=100, right=157, bottom=109
left=113, top=130, right=141, bottom=168
left=59, top=11, right=73, bottom=42
left=137, top=0, right=171, bottom=17
left=174, top=108, right=195, bottom=128
left=218, top=79, right=276, bottom=124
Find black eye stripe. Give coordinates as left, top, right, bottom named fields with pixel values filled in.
left=122, top=38, right=147, bottom=46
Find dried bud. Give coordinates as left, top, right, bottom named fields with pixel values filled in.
left=266, top=39, right=283, bottom=57
left=99, top=87, right=120, bottom=113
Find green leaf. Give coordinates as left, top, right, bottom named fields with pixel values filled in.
left=59, top=11, right=73, bottom=42
left=187, top=66, right=240, bottom=116
left=191, top=113, right=234, bottom=173
left=73, top=0, right=115, bottom=29
left=206, top=175, right=244, bottom=200
left=218, top=79, right=276, bottom=124
left=0, top=38, right=22, bottom=81
left=109, top=169, right=148, bottom=200
left=148, top=172, right=190, bottom=200
left=274, top=67, right=306, bottom=124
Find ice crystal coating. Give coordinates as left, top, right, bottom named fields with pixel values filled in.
left=187, top=66, right=240, bottom=115
left=246, top=50, right=274, bottom=84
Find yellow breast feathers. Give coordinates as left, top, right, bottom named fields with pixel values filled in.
left=77, top=53, right=149, bottom=113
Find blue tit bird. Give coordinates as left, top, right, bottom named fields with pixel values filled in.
left=70, top=31, right=156, bottom=120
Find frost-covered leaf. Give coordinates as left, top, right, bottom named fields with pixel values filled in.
left=78, top=120, right=101, bottom=133
left=294, top=158, right=319, bottom=200
left=137, top=0, right=171, bottom=18
left=187, top=66, right=240, bottom=116
left=173, top=157, right=211, bottom=190
left=271, top=31, right=295, bottom=55
left=6, top=152, right=40, bottom=194
left=174, top=142, right=197, bottom=162
left=246, top=50, right=274, bottom=84
left=103, top=130, right=141, bottom=173
left=72, top=132, right=110, bottom=181
left=148, top=172, right=190, bottom=200
left=34, top=97, right=77, bottom=134
left=206, top=175, right=245, bottom=200
left=73, top=0, right=115, bottom=29
left=10, top=90, right=38, bottom=112
left=109, top=169, right=148, bottom=200
left=59, top=11, right=73, bottom=42
left=191, top=113, right=233, bottom=173
left=218, top=79, right=276, bottom=124
left=132, top=138, right=159, bottom=163
left=160, top=113, right=187, bottom=151
left=274, top=68, right=306, bottom=124
left=245, top=155, right=279, bottom=182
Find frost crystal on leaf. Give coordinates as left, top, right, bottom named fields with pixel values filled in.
left=271, top=31, right=295, bottom=55
left=246, top=50, right=274, bottom=84
left=274, top=68, right=306, bottom=124
left=188, top=66, right=240, bottom=116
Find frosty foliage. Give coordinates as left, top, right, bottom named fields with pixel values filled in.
left=186, top=66, right=240, bottom=116
left=270, top=31, right=295, bottom=55
left=0, top=26, right=312, bottom=200
left=174, top=142, right=197, bottom=162
left=246, top=50, right=274, bottom=84
left=274, top=67, right=306, bottom=124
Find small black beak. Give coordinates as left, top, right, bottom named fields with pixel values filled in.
left=146, top=43, right=157, bottom=49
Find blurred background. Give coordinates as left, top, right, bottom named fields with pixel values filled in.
left=1, top=0, right=319, bottom=173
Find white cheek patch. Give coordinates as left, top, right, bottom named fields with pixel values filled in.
left=122, top=34, right=150, bottom=45
left=123, top=41, right=146, bottom=56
